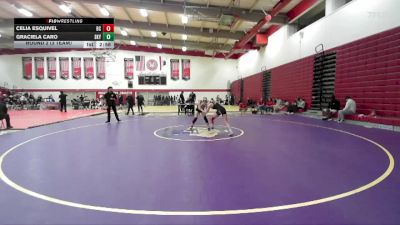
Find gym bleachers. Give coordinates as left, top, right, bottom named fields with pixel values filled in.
left=270, top=56, right=314, bottom=104
left=335, top=27, right=400, bottom=126
left=242, top=73, right=263, bottom=102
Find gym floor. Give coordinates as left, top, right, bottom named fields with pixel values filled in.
left=0, top=113, right=399, bottom=224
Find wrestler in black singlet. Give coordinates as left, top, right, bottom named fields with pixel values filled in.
left=212, top=102, right=227, bottom=115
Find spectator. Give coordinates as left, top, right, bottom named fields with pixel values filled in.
left=126, top=94, right=135, bottom=115
left=286, top=101, right=298, bottom=114
left=322, top=95, right=340, bottom=120
left=136, top=94, right=145, bottom=115
left=265, top=97, right=274, bottom=112
left=118, top=94, right=124, bottom=110
left=257, top=98, right=266, bottom=114
left=0, top=97, right=12, bottom=129
left=338, top=96, right=356, bottom=123
left=59, top=91, right=67, bottom=112
left=296, top=97, right=306, bottom=112
left=179, top=91, right=185, bottom=104
left=238, top=101, right=247, bottom=115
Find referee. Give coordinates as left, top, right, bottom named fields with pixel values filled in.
left=104, top=86, right=120, bottom=123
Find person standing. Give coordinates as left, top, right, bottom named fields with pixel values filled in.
left=0, top=98, right=13, bottom=129
left=118, top=94, right=124, bottom=110
left=126, top=94, right=135, bottom=115
left=104, top=86, right=120, bottom=123
left=59, top=91, right=67, bottom=112
left=136, top=94, right=145, bottom=115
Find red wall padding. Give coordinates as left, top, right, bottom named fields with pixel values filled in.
left=230, top=79, right=241, bottom=104
left=234, top=27, right=399, bottom=119
left=270, top=57, right=314, bottom=104
left=243, top=73, right=263, bottom=102
left=335, top=27, right=400, bottom=117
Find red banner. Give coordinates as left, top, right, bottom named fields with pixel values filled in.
left=22, top=57, right=32, bottom=80
left=170, top=59, right=179, bottom=80
left=72, top=57, right=81, bottom=80
left=182, top=59, right=191, bottom=80
left=84, top=57, right=94, bottom=80
left=124, top=58, right=134, bottom=80
left=34, top=57, right=45, bottom=80
left=96, top=57, right=105, bottom=80
left=47, top=57, right=57, bottom=80
left=59, top=57, right=69, bottom=80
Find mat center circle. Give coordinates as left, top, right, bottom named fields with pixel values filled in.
left=154, top=125, right=244, bottom=141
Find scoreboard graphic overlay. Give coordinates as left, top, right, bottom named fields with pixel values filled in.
left=14, top=18, right=114, bottom=49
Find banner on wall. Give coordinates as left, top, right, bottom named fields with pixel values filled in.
left=135, top=56, right=145, bottom=71
left=72, top=57, right=82, bottom=80
left=47, top=57, right=57, bottom=80
left=96, top=57, right=106, bottom=80
left=182, top=59, right=191, bottom=80
left=84, top=57, right=94, bottom=80
left=170, top=59, right=179, bottom=80
left=59, top=57, right=69, bottom=79
left=34, top=57, right=45, bottom=80
left=124, top=58, right=134, bottom=80
left=22, top=57, right=33, bottom=80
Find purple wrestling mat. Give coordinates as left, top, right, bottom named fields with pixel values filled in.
left=0, top=114, right=399, bottom=225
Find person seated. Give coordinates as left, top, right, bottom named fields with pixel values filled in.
left=265, top=98, right=275, bottom=112
left=322, top=95, right=340, bottom=120
left=296, top=97, right=306, bottom=112
left=338, top=96, right=356, bottom=123
left=286, top=101, right=298, bottom=114
left=0, top=98, right=13, bottom=129
left=257, top=98, right=266, bottom=114
left=273, top=99, right=287, bottom=113
left=238, top=101, right=247, bottom=115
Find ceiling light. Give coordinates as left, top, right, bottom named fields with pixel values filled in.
left=17, top=8, right=33, bottom=17
left=59, top=4, right=72, bottom=14
left=99, top=7, right=109, bottom=16
left=130, top=40, right=136, bottom=45
left=182, top=34, right=187, bottom=40
left=157, top=44, right=162, bottom=49
left=181, top=15, right=188, bottom=24
left=182, top=46, right=187, bottom=52
left=151, top=31, right=157, bottom=37
left=121, top=30, right=128, bottom=36
left=140, top=9, right=148, bottom=17
left=0, top=33, right=2, bottom=38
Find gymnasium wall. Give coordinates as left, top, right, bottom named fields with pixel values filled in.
left=0, top=50, right=237, bottom=92
left=237, top=0, right=400, bottom=77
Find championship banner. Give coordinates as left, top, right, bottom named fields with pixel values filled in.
left=135, top=56, right=145, bottom=71
left=22, top=57, right=33, bottom=80
left=72, top=57, right=82, bottom=80
left=34, top=57, right=45, bottom=80
left=84, top=57, right=94, bottom=80
left=182, top=59, right=191, bottom=80
left=47, top=57, right=57, bottom=80
left=59, top=57, right=69, bottom=79
left=96, top=57, right=106, bottom=80
left=170, top=59, right=179, bottom=80
left=124, top=58, right=134, bottom=80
